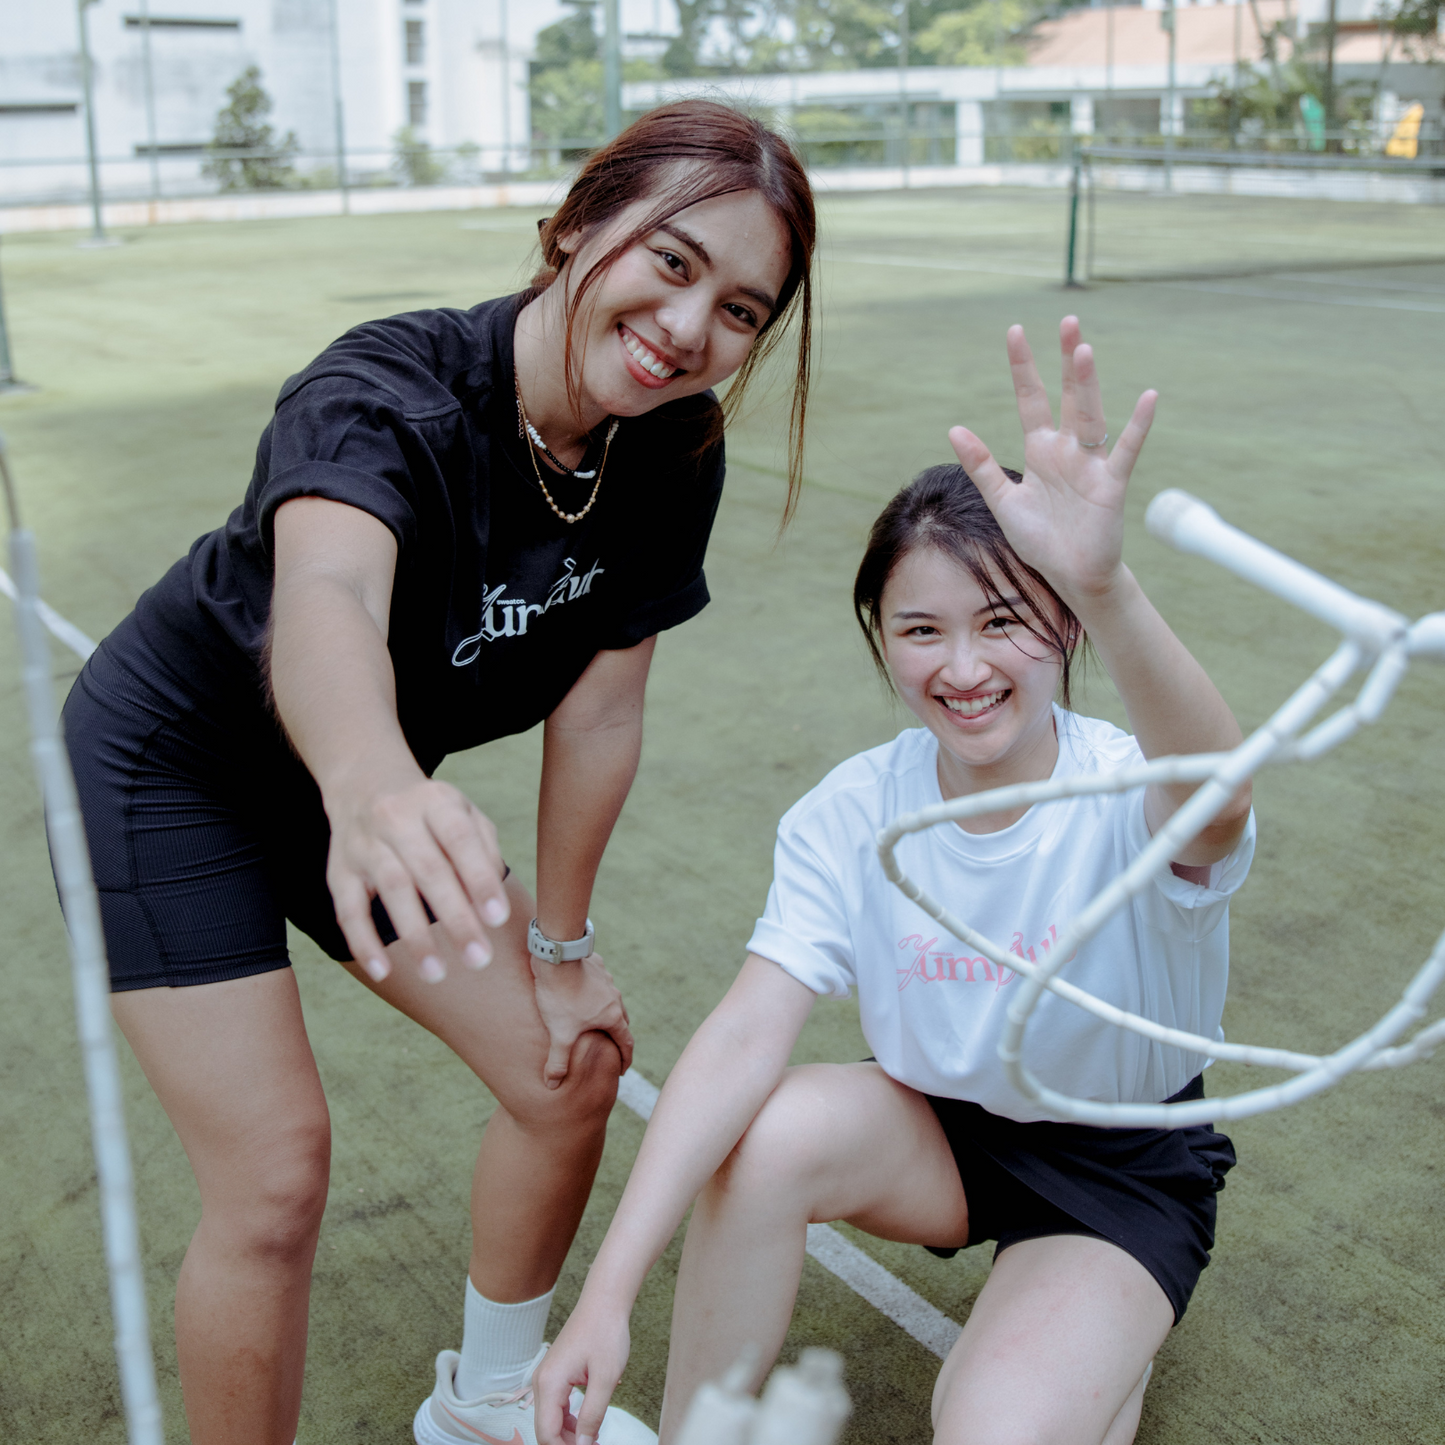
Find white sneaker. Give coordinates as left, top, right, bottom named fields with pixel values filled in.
left=413, top=1347, right=657, bottom=1445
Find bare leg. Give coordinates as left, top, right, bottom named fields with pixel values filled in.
left=656, top=1060, right=1172, bottom=1445
left=111, top=969, right=331, bottom=1445
left=658, top=1063, right=969, bottom=1441
left=342, top=872, right=621, bottom=1301
left=929, top=1235, right=1172, bottom=1445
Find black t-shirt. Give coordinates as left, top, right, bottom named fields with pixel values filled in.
left=125, top=292, right=725, bottom=774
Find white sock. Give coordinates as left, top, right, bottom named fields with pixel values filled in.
left=453, top=1279, right=555, bottom=1400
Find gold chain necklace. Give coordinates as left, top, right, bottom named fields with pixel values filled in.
left=514, top=380, right=618, bottom=525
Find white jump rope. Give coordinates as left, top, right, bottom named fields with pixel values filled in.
left=879, top=489, right=1445, bottom=1128
left=10, top=414, right=1443, bottom=1439
left=0, top=433, right=163, bottom=1445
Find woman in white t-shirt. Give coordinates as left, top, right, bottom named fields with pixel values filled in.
left=535, top=318, right=1255, bottom=1445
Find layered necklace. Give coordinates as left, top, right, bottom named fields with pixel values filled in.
left=514, top=377, right=619, bottom=526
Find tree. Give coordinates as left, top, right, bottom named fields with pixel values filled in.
left=202, top=66, right=298, bottom=191
left=653, top=0, right=1045, bottom=77
left=530, top=0, right=660, bottom=152
left=914, top=0, right=1034, bottom=67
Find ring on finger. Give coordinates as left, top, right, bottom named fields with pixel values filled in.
left=1079, top=432, right=1109, bottom=449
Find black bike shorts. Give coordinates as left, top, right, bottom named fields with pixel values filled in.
left=62, top=619, right=410, bottom=990
left=924, top=1075, right=1236, bottom=1324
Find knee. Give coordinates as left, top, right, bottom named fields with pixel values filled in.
left=505, top=1029, right=622, bottom=1134
left=204, top=1115, right=331, bottom=1264
left=710, top=1068, right=834, bottom=1207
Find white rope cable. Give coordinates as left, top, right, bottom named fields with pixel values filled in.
left=1, top=433, right=163, bottom=1445
left=878, top=489, right=1445, bottom=1128
left=0, top=561, right=96, bottom=661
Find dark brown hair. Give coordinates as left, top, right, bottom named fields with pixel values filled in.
left=853, top=463, right=1086, bottom=708
left=530, top=100, right=816, bottom=524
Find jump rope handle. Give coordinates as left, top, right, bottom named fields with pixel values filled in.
left=673, top=1347, right=851, bottom=1445
left=1145, top=489, right=1406, bottom=653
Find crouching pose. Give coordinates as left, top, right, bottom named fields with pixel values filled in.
left=535, top=319, right=1255, bottom=1445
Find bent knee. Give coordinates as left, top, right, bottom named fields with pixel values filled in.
left=714, top=1066, right=844, bottom=1200
left=506, top=1029, right=622, bottom=1132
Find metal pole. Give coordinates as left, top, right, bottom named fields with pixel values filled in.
left=1163, top=0, right=1176, bottom=192
left=499, top=0, right=512, bottom=174
left=327, top=0, right=350, bottom=213
left=1106, top=2, right=1114, bottom=94
left=76, top=0, right=109, bottom=244
left=138, top=0, right=159, bottom=201
left=1064, top=156, right=1083, bottom=287
left=0, top=435, right=162, bottom=1445
left=898, top=0, right=910, bottom=187
left=603, top=0, right=622, bottom=141
left=1323, top=0, right=1339, bottom=150
left=0, top=238, right=25, bottom=392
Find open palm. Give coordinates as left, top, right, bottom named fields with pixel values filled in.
left=948, top=317, right=1157, bottom=605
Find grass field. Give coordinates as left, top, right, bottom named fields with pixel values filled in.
left=2, top=187, right=1444, bottom=1445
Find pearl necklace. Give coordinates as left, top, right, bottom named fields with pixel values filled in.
left=514, top=379, right=619, bottom=525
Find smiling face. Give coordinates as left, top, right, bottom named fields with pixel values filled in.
left=880, top=545, right=1066, bottom=801
left=557, top=187, right=792, bottom=422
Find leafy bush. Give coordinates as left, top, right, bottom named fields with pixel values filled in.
left=392, top=126, right=446, bottom=186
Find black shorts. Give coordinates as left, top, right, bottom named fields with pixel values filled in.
left=61, top=619, right=460, bottom=991
left=925, top=1075, right=1235, bottom=1324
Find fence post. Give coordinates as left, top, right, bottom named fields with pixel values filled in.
left=1064, top=156, right=1084, bottom=288
left=0, top=237, right=26, bottom=393
left=76, top=0, right=110, bottom=245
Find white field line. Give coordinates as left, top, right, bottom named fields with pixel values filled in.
left=617, top=1067, right=963, bottom=1361
left=1159, top=279, right=1445, bottom=314
left=0, top=566, right=96, bottom=660
left=0, top=585, right=968, bottom=1366
left=827, top=250, right=1059, bottom=280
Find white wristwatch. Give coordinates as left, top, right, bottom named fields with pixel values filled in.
left=527, top=917, right=595, bottom=965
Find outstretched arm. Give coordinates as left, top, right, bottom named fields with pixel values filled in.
left=271, top=496, right=510, bottom=980
left=534, top=956, right=817, bottom=1445
left=948, top=318, right=1251, bottom=867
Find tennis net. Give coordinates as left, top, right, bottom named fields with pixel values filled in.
left=1064, top=145, right=1445, bottom=289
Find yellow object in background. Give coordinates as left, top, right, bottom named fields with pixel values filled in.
left=1385, top=102, right=1425, bottom=158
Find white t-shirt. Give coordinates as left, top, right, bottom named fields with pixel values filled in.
left=746, top=708, right=1256, bottom=1123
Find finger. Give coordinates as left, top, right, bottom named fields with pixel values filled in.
left=533, top=1361, right=574, bottom=1445
left=1065, top=341, right=1107, bottom=446
left=370, top=853, right=448, bottom=981
left=947, top=425, right=1023, bottom=517
left=544, top=1026, right=578, bottom=1091
left=1005, top=324, right=1054, bottom=434
left=1057, top=315, right=1083, bottom=430
left=607, top=1017, right=635, bottom=1073
left=1107, top=389, right=1158, bottom=480
left=405, top=836, right=498, bottom=968
left=429, top=798, right=510, bottom=931
left=331, top=872, right=394, bottom=982
left=575, top=1380, right=617, bottom=1445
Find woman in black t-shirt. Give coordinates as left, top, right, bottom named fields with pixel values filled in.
left=62, top=102, right=814, bottom=1445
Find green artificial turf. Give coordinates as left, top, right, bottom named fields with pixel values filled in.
left=1, top=189, right=1442, bottom=1443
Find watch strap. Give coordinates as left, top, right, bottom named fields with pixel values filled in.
left=527, top=917, right=595, bottom=964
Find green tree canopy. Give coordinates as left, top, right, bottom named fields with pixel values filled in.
left=202, top=65, right=298, bottom=191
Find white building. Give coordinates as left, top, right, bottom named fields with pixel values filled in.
left=0, top=0, right=574, bottom=206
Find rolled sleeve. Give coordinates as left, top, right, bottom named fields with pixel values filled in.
left=1128, top=791, right=1257, bottom=941
left=745, top=818, right=857, bottom=1000
left=255, top=378, right=424, bottom=556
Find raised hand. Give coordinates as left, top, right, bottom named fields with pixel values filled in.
left=947, top=317, right=1157, bottom=606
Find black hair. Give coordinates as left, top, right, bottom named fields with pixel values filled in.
left=852, top=462, right=1085, bottom=708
